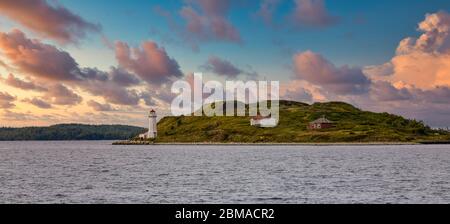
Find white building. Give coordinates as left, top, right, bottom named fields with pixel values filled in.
left=148, top=109, right=157, bottom=138
left=138, top=132, right=149, bottom=139
left=139, top=109, right=157, bottom=139
left=250, top=115, right=278, bottom=128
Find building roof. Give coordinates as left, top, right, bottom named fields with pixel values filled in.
left=310, top=116, right=333, bottom=124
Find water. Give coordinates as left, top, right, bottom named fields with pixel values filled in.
left=0, top=141, right=449, bottom=204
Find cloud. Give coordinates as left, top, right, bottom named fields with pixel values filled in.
left=155, top=1, right=241, bottom=50
left=289, top=0, right=339, bottom=28
left=71, top=67, right=144, bottom=106
left=0, top=29, right=82, bottom=81
left=87, top=100, right=115, bottom=111
left=140, top=85, right=176, bottom=106
left=256, top=0, right=280, bottom=26
left=22, top=97, right=52, bottom=109
left=293, top=51, right=371, bottom=95
left=115, top=41, right=183, bottom=85
left=1, top=109, right=43, bottom=122
left=0, top=0, right=100, bottom=44
left=179, top=0, right=241, bottom=45
left=369, top=81, right=412, bottom=102
left=1, top=74, right=47, bottom=92
left=412, top=86, right=450, bottom=104
left=0, top=29, right=154, bottom=107
left=397, top=11, right=450, bottom=55
left=344, top=11, right=450, bottom=127
left=0, top=58, right=12, bottom=70
left=367, top=11, right=450, bottom=89
left=44, top=84, right=82, bottom=106
left=0, top=91, right=16, bottom=109
left=202, top=56, right=243, bottom=78
left=390, top=52, right=450, bottom=89
left=201, top=56, right=259, bottom=79
left=365, top=81, right=450, bottom=126
left=110, top=67, right=141, bottom=87
left=82, top=81, right=141, bottom=106
left=281, top=80, right=314, bottom=103
left=363, top=62, right=394, bottom=79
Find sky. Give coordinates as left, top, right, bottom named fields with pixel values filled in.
left=0, top=0, right=450, bottom=128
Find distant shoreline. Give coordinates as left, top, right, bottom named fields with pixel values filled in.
left=112, top=141, right=450, bottom=146
left=2, top=140, right=449, bottom=146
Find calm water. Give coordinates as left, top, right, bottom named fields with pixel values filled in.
left=0, top=141, right=449, bottom=204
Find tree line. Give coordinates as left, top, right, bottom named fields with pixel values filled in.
left=0, top=124, right=146, bottom=141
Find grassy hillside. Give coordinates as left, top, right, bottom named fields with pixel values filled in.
left=0, top=124, right=146, bottom=141
left=153, top=101, right=450, bottom=143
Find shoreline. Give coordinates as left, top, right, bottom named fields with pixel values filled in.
left=112, top=141, right=436, bottom=146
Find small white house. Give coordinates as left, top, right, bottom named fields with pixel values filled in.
left=139, top=133, right=149, bottom=139
left=250, top=115, right=278, bottom=128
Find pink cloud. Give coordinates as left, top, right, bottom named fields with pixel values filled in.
left=293, top=51, right=371, bottom=95
left=290, top=0, right=339, bottom=28
left=397, top=11, right=450, bottom=54
left=0, top=29, right=154, bottom=107
left=0, top=0, right=100, bottom=44
left=115, top=41, right=183, bottom=85
left=0, top=29, right=82, bottom=81
left=179, top=0, right=241, bottom=45
left=368, top=11, right=450, bottom=90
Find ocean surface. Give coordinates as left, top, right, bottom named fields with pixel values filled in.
left=0, top=141, right=449, bottom=204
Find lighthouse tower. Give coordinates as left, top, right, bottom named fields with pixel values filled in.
left=148, top=109, right=157, bottom=138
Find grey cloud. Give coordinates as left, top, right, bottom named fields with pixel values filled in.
left=2, top=74, right=47, bottom=92
left=44, top=84, right=82, bottom=106
left=0, top=91, right=16, bottom=109
left=23, top=97, right=52, bottom=109
left=87, top=100, right=116, bottom=111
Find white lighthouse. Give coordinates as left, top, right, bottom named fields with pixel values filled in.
left=148, top=109, right=157, bottom=138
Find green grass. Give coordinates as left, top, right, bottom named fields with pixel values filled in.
left=152, top=100, right=450, bottom=143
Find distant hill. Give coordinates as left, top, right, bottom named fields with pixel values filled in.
left=153, top=100, right=450, bottom=143
left=0, top=124, right=146, bottom=141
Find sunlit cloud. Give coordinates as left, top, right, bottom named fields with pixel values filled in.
left=115, top=41, right=183, bottom=85
left=0, top=0, right=100, bottom=44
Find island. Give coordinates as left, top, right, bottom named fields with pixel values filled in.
left=115, top=101, right=450, bottom=145
left=0, top=124, right=145, bottom=141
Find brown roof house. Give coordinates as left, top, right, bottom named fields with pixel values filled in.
left=308, top=116, right=334, bottom=130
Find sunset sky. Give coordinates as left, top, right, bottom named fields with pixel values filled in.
left=1, top=0, right=450, bottom=127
